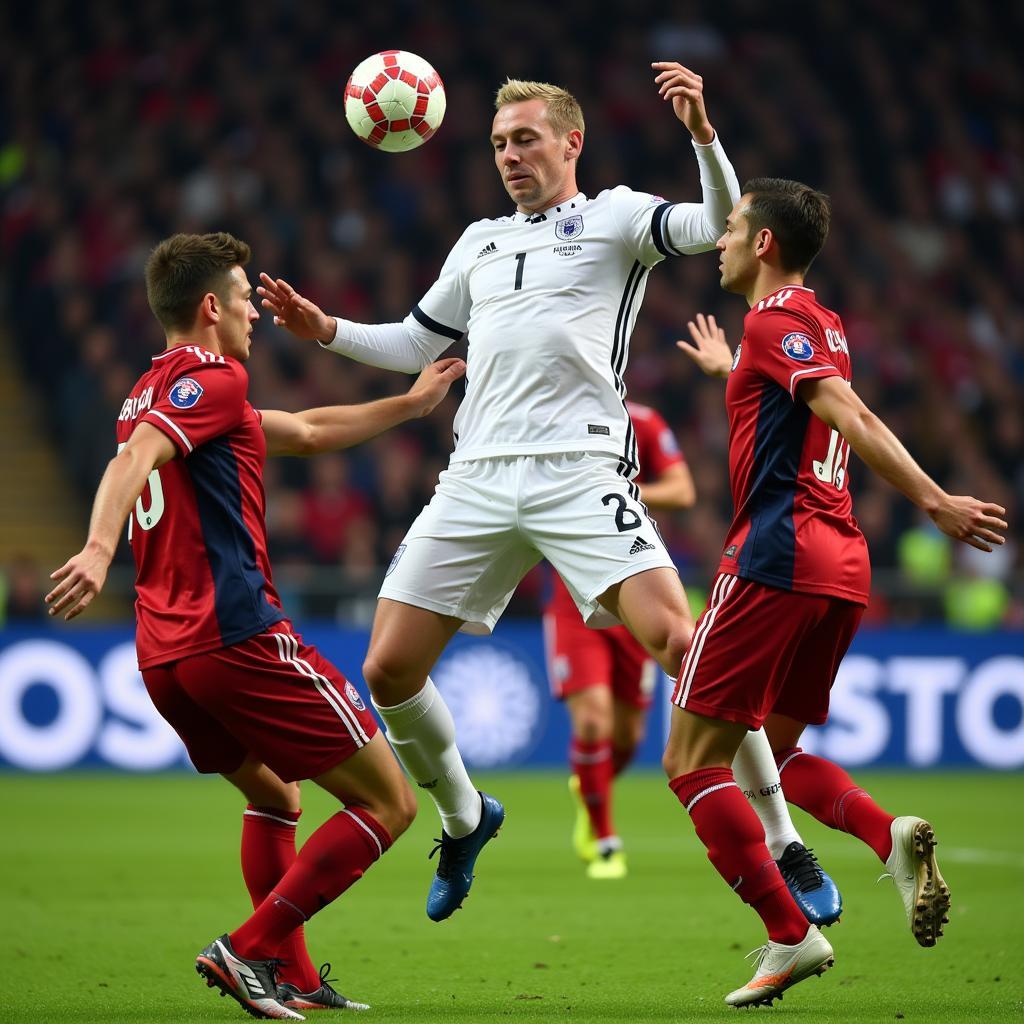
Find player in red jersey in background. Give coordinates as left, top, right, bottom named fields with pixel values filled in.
left=545, top=401, right=694, bottom=879
left=549, top=402, right=844, bottom=917
left=46, top=232, right=466, bottom=1021
left=670, top=179, right=1008, bottom=1008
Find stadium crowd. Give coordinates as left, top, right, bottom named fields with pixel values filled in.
left=1, top=0, right=1021, bottom=625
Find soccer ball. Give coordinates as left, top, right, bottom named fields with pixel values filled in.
left=344, top=50, right=446, bottom=152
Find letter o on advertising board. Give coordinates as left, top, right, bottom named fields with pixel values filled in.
left=0, top=640, right=102, bottom=770
left=956, top=657, right=1024, bottom=769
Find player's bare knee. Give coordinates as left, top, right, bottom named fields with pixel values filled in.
left=395, top=786, right=418, bottom=836
left=225, top=760, right=301, bottom=811
left=572, top=710, right=610, bottom=743
left=360, top=783, right=417, bottom=841
left=653, top=623, right=692, bottom=677
left=662, top=745, right=687, bottom=780
left=361, top=649, right=422, bottom=705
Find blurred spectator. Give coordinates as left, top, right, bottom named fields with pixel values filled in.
left=301, top=453, right=372, bottom=564
left=0, top=555, right=47, bottom=624
left=1, top=0, right=1021, bottom=623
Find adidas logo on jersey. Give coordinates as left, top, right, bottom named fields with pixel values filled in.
left=629, top=536, right=656, bottom=555
left=477, top=241, right=498, bottom=258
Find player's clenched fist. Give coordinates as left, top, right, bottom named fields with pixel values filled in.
left=652, top=62, right=714, bottom=144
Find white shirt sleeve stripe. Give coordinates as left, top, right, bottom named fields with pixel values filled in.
left=788, top=365, right=842, bottom=397
left=147, top=409, right=193, bottom=452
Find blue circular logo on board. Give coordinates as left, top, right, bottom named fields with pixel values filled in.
left=781, top=333, right=814, bottom=361
left=168, top=377, right=204, bottom=408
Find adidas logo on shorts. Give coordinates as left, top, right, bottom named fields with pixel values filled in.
left=629, top=535, right=656, bottom=555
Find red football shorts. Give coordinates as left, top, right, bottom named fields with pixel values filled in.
left=142, top=622, right=378, bottom=782
left=671, top=574, right=863, bottom=729
left=543, top=610, right=660, bottom=709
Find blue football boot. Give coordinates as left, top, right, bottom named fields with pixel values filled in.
left=776, top=841, right=843, bottom=926
left=426, top=792, right=505, bottom=921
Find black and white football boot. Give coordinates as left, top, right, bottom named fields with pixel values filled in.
left=195, top=933, right=305, bottom=1020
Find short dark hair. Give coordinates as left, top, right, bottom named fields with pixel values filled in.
left=740, top=178, right=831, bottom=273
left=145, top=232, right=251, bottom=332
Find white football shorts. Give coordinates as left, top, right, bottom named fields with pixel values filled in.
left=378, top=452, right=677, bottom=634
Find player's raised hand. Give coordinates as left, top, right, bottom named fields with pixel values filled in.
left=929, top=497, right=1009, bottom=553
left=45, top=546, right=111, bottom=621
left=652, top=62, right=714, bottom=144
left=257, top=273, right=336, bottom=342
left=407, top=357, right=467, bottom=416
left=677, top=312, right=734, bottom=378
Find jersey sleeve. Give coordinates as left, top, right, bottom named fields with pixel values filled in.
left=405, top=228, right=471, bottom=342
left=635, top=407, right=685, bottom=475
left=141, top=360, right=248, bottom=455
left=608, top=186, right=672, bottom=268
left=747, top=307, right=845, bottom=400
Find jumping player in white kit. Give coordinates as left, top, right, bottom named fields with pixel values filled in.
left=259, top=63, right=840, bottom=925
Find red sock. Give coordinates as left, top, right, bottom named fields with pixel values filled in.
left=231, top=808, right=392, bottom=962
left=570, top=738, right=615, bottom=840
left=776, top=748, right=895, bottom=861
left=239, top=806, right=321, bottom=992
left=670, top=767, right=808, bottom=945
left=611, top=744, right=635, bottom=777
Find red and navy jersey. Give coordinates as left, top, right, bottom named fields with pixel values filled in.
left=719, top=285, right=870, bottom=605
left=115, top=345, right=285, bottom=669
left=547, top=402, right=685, bottom=616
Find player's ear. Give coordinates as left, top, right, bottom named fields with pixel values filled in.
left=754, top=227, right=773, bottom=258
left=565, top=128, right=583, bottom=162
left=200, top=291, right=221, bottom=324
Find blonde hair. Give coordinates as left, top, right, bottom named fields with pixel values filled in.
left=494, top=78, right=585, bottom=137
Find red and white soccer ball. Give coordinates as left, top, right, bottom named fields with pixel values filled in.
left=344, top=50, right=446, bottom=152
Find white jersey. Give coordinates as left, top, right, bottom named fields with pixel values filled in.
left=323, top=134, right=739, bottom=474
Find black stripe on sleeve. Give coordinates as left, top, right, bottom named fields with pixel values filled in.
left=411, top=304, right=463, bottom=341
left=651, top=202, right=684, bottom=258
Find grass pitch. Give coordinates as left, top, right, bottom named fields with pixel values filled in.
left=3, top=770, right=1023, bottom=1022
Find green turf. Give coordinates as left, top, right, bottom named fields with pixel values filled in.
left=3, top=771, right=1023, bottom=1022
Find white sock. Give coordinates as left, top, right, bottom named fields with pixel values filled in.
left=732, top=728, right=804, bottom=859
left=373, top=677, right=482, bottom=838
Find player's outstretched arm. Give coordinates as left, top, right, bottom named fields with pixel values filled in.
left=652, top=61, right=714, bottom=144
left=677, top=313, right=734, bottom=379
left=261, top=357, right=467, bottom=457
left=800, top=376, right=1009, bottom=552
left=647, top=64, right=739, bottom=251
left=257, top=273, right=336, bottom=342
left=259, top=271, right=449, bottom=373
left=46, top=425, right=176, bottom=620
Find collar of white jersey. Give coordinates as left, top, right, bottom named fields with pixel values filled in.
left=511, top=192, right=588, bottom=223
